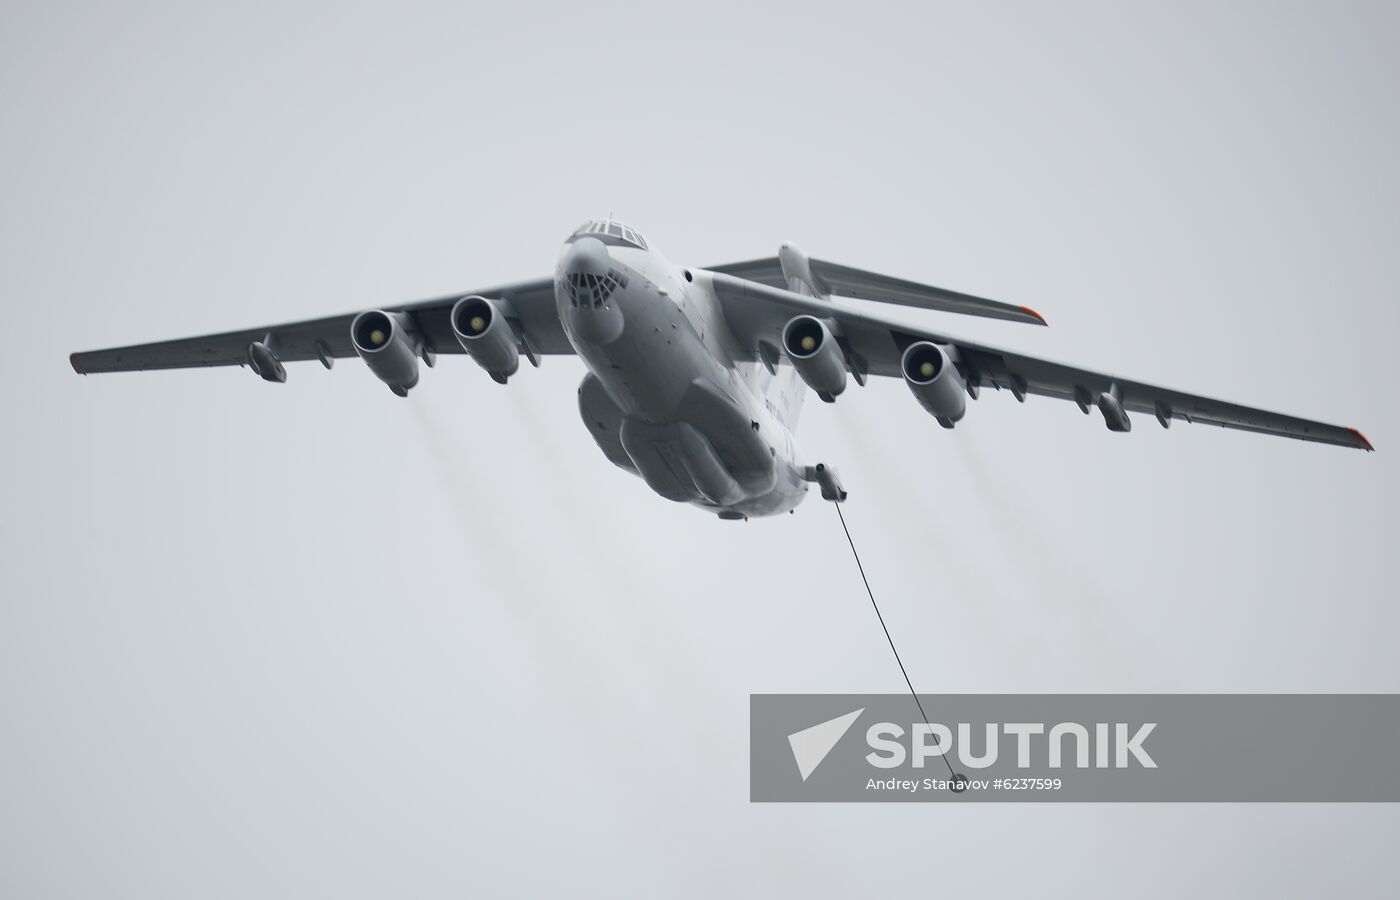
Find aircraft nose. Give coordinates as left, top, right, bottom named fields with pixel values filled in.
left=560, top=236, right=625, bottom=344
left=563, top=236, right=611, bottom=278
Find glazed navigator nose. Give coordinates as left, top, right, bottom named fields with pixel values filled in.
left=563, top=236, right=610, bottom=279
left=560, top=237, right=620, bottom=309
left=559, top=236, right=626, bottom=344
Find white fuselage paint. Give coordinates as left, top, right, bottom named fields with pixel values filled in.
left=555, top=234, right=808, bottom=519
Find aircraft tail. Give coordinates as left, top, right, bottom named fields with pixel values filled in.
left=709, top=242, right=1047, bottom=327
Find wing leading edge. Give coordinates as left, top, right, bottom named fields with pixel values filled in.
left=70, top=277, right=566, bottom=375
left=708, top=271, right=1372, bottom=452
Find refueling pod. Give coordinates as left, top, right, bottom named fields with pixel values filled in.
left=781, top=315, right=847, bottom=402
left=804, top=463, right=848, bottom=502
left=1098, top=384, right=1131, bottom=432
left=350, top=309, right=421, bottom=396
left=901, top=341, right=967, bottom=428
left=451, top=296, right=520, bottom=384
left=246, top=341, right=286, bottom=383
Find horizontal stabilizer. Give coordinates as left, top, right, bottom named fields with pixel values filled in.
left=709, top=256, right=1046, bottom=326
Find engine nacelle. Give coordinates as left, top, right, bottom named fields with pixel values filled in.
left=901, top=341, right=966, bottom=428
left=451, top=296, right=520, bottom=384
left=782, top=315, right=847, bottom=402
left=351, top=309, right=420, bottom=396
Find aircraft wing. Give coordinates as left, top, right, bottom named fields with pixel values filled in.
left=708, top=271, right=1373, bottom=451
left=709, top=256, right=1047, bottom=326
left=69, top=277, right=566, bottom=374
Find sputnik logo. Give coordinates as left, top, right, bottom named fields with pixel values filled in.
left=787, top=708, right=864, bottom=781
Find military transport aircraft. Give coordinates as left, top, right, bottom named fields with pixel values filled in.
left=70, top=219, right=1373, bottom=519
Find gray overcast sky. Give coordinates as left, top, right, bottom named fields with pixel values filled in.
left=2, top=1, right=1398, bottom=896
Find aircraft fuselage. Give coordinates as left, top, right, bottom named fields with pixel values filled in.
left=555, top=234, right=809, bottom=518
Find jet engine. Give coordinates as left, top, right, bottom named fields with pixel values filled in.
left=451, top=296, right=520, bottom=384
left=781, top=315, right=847, bottom=402
left=901, top=341, right=966, bottom=428
left=351, top=309, right=420, bottom=396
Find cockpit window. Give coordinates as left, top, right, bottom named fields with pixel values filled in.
left=568, top=219, right=648, bottom=251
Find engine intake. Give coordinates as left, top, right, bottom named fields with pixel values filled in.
left=782, top=315, right=847, bottom=402
left=451, top=296, right=520, bottom=384
left=901, top=341, right=966, bottom=428
left=351, top=310, right=420, bottom=396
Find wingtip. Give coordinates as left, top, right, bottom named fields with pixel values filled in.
left=1348, top=428, right=1375, bottom=452
left=1020, top=305, right=1048, bottom=326
left=69, top=352, right=86, bottom=375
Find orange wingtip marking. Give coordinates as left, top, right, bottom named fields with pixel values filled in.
left=70, top=353, right=86, bottom=375
left=1348, top=428, right=1375, bottom=452
left=1019, top=306, right=1048, bottom=326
